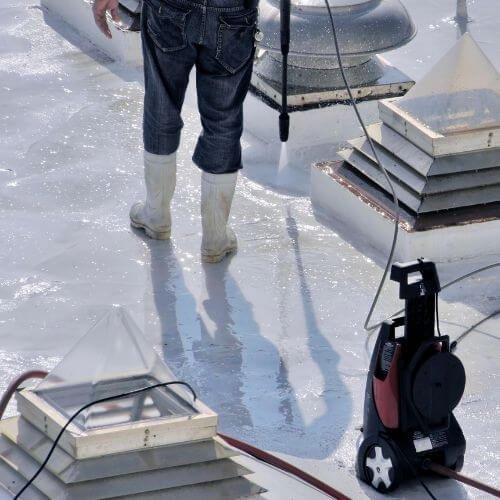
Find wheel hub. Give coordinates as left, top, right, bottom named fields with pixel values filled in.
left=366, top=446, right=393, bottom=489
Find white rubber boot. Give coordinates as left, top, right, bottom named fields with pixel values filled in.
left=130, top=151, right=176, bottom=240
left=201, top=171, right=238, bottom=263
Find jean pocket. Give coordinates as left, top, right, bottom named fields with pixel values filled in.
left=144, top=0, right=191, bottom=53
left=215, top=8, right=258, bottom=74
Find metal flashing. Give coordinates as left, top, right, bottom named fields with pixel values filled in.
left=0, top=418, right=236, bottom=484
left=251, top=54, right=414, bottom=110
left=0, top=434, right=252, bottom=499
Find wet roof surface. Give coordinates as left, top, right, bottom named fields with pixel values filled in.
left=0, top=0, right=499, bottom=498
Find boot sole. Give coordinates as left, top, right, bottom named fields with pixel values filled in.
left=201, top=245, right=237, bottom=263
left=130, top=220, right=171, bottom=240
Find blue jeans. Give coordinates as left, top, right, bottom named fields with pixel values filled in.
left=141, top=0, right=258, bottom=174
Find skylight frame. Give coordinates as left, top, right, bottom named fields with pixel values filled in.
left=16, top=387, right=217, bottom=460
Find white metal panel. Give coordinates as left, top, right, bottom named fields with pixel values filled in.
left=348, top=136, right=427, bottom=193
left=338, top=149, right=421, bottom=212
left=0, top=437, right=253, bottom=499
left=0, top=418, right=237, bottom=484
left=366, top=122, right=433, bottom=176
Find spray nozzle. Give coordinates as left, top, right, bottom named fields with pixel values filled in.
left=279, top=112, right=290, bottom=142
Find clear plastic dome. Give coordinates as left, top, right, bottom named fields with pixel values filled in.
left=35, top=307, right=196, bottom=430
left=396, top=33, right=500, bottom=135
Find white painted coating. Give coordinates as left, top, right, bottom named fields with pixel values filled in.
left=0, top=1, right=499, bottom=499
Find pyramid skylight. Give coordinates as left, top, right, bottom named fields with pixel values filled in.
left=35, top=307, right=197, bottom=430
left=395, top=33, right=500, bottom=135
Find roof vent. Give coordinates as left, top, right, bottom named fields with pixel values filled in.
left=252, top=0, right=416, bottom=109
left=311, top=34, right=500, bottom=262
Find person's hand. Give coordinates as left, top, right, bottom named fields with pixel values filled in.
left=93, top=0, right=120, bottom=39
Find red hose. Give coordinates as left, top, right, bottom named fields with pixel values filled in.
left=0, top=370, right=48, bottom=420
left=218, top=432, right=351, bottom=500
left=426, top=461, right=500, bottom=498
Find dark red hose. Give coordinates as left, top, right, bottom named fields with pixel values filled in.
left=0, top=370, right=48, bottom=420
left=426, top=461, right=500, bottom=498
left=218, top=432, right=351, bottom=499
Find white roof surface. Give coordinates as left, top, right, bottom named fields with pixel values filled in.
left=0, top=0, right=499, bottom=498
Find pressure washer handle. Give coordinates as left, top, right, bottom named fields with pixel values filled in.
left=280, top=0, right=291, bottom=54
left=279, top=0, right=291, bottom=142
left=391, top=259, right=441, bottom=299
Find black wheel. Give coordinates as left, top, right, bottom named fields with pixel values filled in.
left=363, top=439, right=401, bottom=492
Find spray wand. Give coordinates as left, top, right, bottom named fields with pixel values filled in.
left=279, top=0, right=291, bottom=142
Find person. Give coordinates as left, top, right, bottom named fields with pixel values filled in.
left=92, top=0, right=258, bottom=262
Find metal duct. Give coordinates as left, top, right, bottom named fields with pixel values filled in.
left=255, top=0, right=416, bottom=91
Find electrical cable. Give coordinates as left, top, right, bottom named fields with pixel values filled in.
left=218, top=432, right=351, bottom=500
left=435, top=292, right=442, bottom=337
left=14, top=381, right=197, bottom=499
left=442, top=262, right=500, bottom=290
left=420, top=480, right=438, bottom=500
left=451, top=309, right=500, bottom=351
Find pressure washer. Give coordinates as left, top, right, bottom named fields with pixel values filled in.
left=356, top=259, right=467, bottom=492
